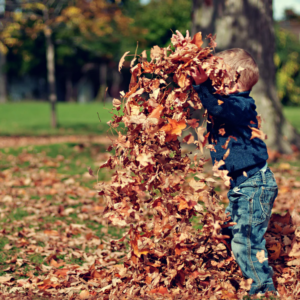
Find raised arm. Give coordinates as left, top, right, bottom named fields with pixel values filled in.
left=192, top=79, right=257, bottom=125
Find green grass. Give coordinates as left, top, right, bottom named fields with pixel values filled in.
left=0, top=102, right=298, bottom=137
left=283, top=106, right=300, bottom=133
left=0, top=102, right=115, bottom=136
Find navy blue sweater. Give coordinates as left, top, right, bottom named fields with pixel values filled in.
left=193, top=80, right=268, bottom=188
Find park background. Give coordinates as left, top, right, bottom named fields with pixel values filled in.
left=0, top=0, right=300, bottom=299
left=0, top=0, right=300, bottom=144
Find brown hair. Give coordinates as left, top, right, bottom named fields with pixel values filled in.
left=215, top=48, right=259, bottom=91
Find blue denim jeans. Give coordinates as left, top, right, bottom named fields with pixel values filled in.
left=225, top=167, right=278, bottom=295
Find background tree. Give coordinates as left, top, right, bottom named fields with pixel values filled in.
left=192, top=0, right=300, bottom=153
left=0, top=0, right=133, bottom=126
left=56, top=0, right=134, bottom=101
left=131, top=0, right=192, bottom=49
left=275, top=9, right=300, bottom=106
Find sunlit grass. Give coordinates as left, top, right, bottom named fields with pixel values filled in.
left=0, top=102, right=114, bottom=136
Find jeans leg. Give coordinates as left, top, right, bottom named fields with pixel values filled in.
left=248, top=214, right=275, bottom=295
left=228, top=187, right=276, bottom=295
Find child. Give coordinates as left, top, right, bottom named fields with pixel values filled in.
left=191, top=48, right=279, bottom=296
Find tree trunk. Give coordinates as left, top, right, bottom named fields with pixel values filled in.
left=44, top=24, right=57, bottom=128
left=111, top=67, right=121, bottom=99
left=192, top=0, right=300, bottom=153
left=65, top=74, right=74, bottom=102
left=97, top=61, right=107, bottom=102
left=0, top=51, right=7, bottom=103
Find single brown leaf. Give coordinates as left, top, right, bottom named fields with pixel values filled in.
left=249, top=126, right=267, bottom=140
left=223, top=148, right=230, bottom=160
left=256, top=249, right=268, bottom=263
left=118, top=51, right=130, bottom=72
left=268, top=243, right=281, bottom=260
left=183, top=133, right=194, bottom=144
left=148, top=105, right=163, bottom=119
left=191, top=32, right=203, bottom=48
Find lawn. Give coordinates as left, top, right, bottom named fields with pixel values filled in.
left=0, top=102, right=299, bottom=136
left=0, top=102, right=114, bottom=136
left=283, top=106, right=300, bottom=133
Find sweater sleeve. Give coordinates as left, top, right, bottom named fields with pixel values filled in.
left=193, top=80, right=257, bottom=125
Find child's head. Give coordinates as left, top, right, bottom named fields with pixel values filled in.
left=215, top=48, right=259, bottom=92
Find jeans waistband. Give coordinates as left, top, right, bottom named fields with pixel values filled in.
left=242, top=166, right=273, bottom=186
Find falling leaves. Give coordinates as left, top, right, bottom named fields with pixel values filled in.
left=92, top=30, right=300, bottom=299
left=118, top=51, right=130, bottom=72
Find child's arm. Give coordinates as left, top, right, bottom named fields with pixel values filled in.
left=191, top=66, right=256, bottom=125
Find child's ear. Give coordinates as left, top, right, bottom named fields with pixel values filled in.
left=226, top=82, right=239, bottom=94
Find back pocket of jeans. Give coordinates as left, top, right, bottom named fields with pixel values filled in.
left=259, top=187, right=278, bottom=217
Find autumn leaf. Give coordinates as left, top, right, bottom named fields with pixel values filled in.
left=189, top=178, right=206, bottom=192
left=240, top=278, right=253, bottom=290
left=50, top=259, right=65, bottom=268
left=118, top=51, right=130, bottom=72
left=44, top=230, right=59, bottom=236
left=223, top=148, right=230, bottom=160
left=160, top=118, right=186, bottom=136
left=183, top=133, right=194, bottom=144
left=53, top=269, right=69, bottom=277
left=148, top=104, right=163, bottom=120
left=149, top=286, right=169, bottom=295
left=130, top=236, right=150, bottom=258
left=136, top=152, right=154, bottom=167
left=112, top=98, right=121, bottom=108
left=186, top=119, right=199, bottom=128
left=191, top=32, right=203, bottom=48
left=175, top=245, right=189, bottom=255
left=0, top=276, right=13, bottom=284
left=150, top=45, right=163, bottom=60
left=80, top=290, right=90, bottom=299
left=268, top=243, right=281, bottom=260
left=87, top=166, right=94, bottom=177
left=249, top=126, right=267, bottom=140
left=256, top=249, right=268, bottom=263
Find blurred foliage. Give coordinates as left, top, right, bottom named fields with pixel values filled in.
left=133, top=0, right=192, bottom=49
left=275, top=26, right=300, bottom=105
left=1, top=0, right=300, bottom=105
left=1, top=0, right=136, bottom=78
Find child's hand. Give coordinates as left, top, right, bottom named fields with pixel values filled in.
left=191, top=65, right=208, bottom=85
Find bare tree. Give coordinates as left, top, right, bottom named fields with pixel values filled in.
left=192, top=0, right=300, bottom=153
